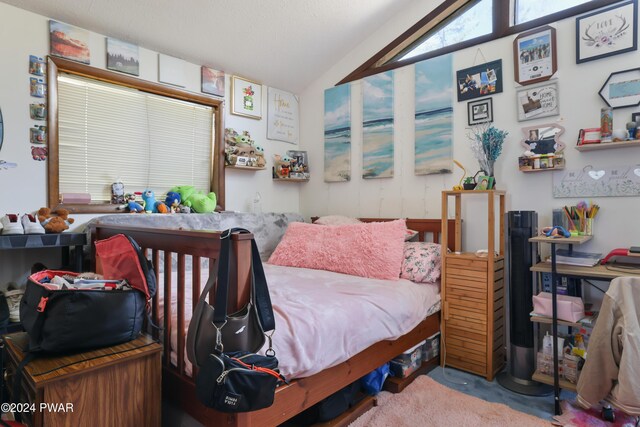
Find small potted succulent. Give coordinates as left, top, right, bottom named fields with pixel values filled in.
left=463, top=176, right=476, bottom=190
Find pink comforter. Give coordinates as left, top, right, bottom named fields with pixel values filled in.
left=163, top=263, right=440, bottom=379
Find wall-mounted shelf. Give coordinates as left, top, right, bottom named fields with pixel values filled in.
left=575, top=139, right=640, bottom=151
left=520, top=166, right=565, bottom=173
left=273, top=178, right=309, bottom=182
left=226, top=165, right=266, bottom=171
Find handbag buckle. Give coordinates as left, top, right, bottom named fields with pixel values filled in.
left=214, top=322, right=226, bottom=353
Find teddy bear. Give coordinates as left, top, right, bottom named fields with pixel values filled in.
left=37, top=207, right=74, bottom=233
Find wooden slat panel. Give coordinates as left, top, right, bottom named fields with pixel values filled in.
left=192, top=256, right=202, bottom=313
left=177, top=254, right=186, bottom=375
left=446, top=257, right=487, bottom=271
left=446, top=325, right=486, bottom=340
left=493, top=259, right=504, bottom=270
left=446, top=345, right=485, bottom=364
left=446, top=287, right=487, bottom=301
left=445, top=354, right=487, bottom=375
left=164, top=252, right=172, bottom=368
left=446, top=297, right=486, bottom=313
left=446, top=268, right=487, bottom=280
left=446, top=318, right=486, bottom=332
left=447, top=336, right=486, bottom=354
left=494, top=268, right=504, bottom=281
left=494, top=278, right=504, bottom=293
left=448, top=306, right=486, bottom=322
left=445, top=275, right=487, bottom=290
left=493, top=296, right=504, bottom=312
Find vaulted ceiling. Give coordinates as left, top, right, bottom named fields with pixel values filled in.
left=3, top=0, right=425, bottom=93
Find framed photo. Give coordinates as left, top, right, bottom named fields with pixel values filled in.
left=515, top=80, right=559, bottom=121
left=474, top=175, right=494, bottom=190
left=576, top=0, right=638, bottom=64
left=633, top=112, right=640, bottom=123
left=578, top=128, right=602, bottom=145
left=49, top=20, right=90, bottom=64
left=513, top=25, right=557, bottom=85
left=599, top=68, right=640, bottom=109
left=267, top=87, right=299, bottom=143
left=456, top=59, right=503, bottom=102
left=201, top=66, right=225, bottom=97
left=231, top=75, right=262, bottom=119
left=106, top=38, right=139, bottom=76
left=467, top=98, right=493, bottom=125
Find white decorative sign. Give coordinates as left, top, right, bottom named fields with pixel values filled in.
left=553, top=165, right=640, bottom=198
left=267, top=87, right=299, bottom=144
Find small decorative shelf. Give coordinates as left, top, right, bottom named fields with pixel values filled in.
left=575, top=139, right=640, bottom=151
left=273, top=177, right=309, bottom=182
left=226, top=165, right=266, bottom=171
left=520, top=166, right=565, bottom=173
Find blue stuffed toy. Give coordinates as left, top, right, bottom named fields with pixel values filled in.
left=142, top=189, right=159, bottom=213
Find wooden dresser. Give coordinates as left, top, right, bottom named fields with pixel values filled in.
left=440, top=190, right=506, bottom=381
left=2, top=333, right=161, bottom=427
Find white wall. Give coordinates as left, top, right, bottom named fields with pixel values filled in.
left=299, top=0, right=640, bottom=260
left=0, top=2, right=300, bottom=285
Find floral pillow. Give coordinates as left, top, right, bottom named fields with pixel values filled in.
left=401, top=242, right=441, bottom=283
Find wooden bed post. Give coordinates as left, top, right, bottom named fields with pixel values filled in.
left=230, top=233, right=253, bottom=312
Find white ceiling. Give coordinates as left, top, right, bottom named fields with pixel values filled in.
left=3, top=0, right=422, bottom=93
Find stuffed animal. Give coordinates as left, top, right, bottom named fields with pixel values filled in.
left=273, top=155, right=291, bottom=178
left=169, top=185, right=217, bottom=213
left=141, top=189, right=169, bottom=213
left=255, top=146, right=266, bottom=168
left=124, top=193, right=145, bottom=213
left=165, top=191, right=181, bottom=213
left=37, top=207, right=74, bottom=233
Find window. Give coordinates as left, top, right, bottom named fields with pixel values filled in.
left=515, top=0, right=592, bottom=25
left=399, top=0, right=492, bottom=61
left=339, top=0, right=620, bottom=85
left=48, top=57, right=225, bottom=212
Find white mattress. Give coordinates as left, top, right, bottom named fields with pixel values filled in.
left=162, top=263, right=440, bottom=379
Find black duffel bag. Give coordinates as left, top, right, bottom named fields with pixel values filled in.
left=20, top=234, right=155, bottom=353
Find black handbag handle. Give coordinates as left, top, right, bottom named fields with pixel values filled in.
left=209, top=228, right=275, bottom=331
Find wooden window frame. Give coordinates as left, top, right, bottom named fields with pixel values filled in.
left=47, top=56, right=225, bottom=213
left=338, top=0, right=621, bottom=85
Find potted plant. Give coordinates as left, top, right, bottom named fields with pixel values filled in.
left=467, top=123, right=508, bottom=183
left=463, top=177, right=476, bottom=190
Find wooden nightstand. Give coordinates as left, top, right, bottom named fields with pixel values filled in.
left=2, top=333, right=161, bottom=427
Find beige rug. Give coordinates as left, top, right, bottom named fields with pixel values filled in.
left=350, top=376, right=552, bottom=427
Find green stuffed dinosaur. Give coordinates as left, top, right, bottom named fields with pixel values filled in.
left=169, top=185, right=217, bottom=213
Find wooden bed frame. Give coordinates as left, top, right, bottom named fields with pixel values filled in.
left=90, top=218, right=455, bottom=427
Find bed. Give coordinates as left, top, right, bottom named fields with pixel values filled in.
left=89, top=216, right=455, bottom=427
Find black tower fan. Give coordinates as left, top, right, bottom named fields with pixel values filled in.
left=497, top=211, right=552, bottom=395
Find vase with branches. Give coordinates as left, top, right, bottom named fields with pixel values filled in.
left=467, top=122, right=508, bottom=178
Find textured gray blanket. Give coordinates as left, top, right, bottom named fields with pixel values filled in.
left=84, top=212, right=305, bottom=261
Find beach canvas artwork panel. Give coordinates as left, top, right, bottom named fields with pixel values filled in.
left=49, top=20, right=90, bottom=64
left=107, top=38, right=139, bottom=76
left=324, top=84, right=351, bottom=182
left=362, top=71, right=394, bottom=179
left=201, top=66, right=225, bottom=97
left=415, top=54, right=453, bottom=175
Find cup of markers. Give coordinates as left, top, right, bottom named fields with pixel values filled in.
left=563, top=200, right=599, bottom=236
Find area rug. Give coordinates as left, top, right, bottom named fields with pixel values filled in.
left=553, top=400, right=639, bottom=427
left=349, top=376, right=552, bottom=427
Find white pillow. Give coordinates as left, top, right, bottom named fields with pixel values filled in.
left=314, top=215, right=362, bottom=226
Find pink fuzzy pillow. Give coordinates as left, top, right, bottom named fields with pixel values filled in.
left=401, top=242, right=442, bottom=283
left=268, top=219, right=407, bottom=280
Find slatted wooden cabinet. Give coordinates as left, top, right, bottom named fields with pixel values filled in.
left=440, top=190, right=506, bottom=381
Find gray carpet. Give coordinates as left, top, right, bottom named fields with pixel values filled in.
left=427, top=366, right=575, bottom=421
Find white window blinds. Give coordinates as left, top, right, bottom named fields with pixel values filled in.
left=57, top=73, right=213, bottom=202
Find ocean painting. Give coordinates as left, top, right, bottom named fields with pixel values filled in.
left=415, top=54, right=453, bottom=175
left=324, top=84, right=351, bottom=182
left=362, top=71, right=394, bottom=179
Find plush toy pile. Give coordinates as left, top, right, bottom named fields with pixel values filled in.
left=37, top=207, right=74, bottom=233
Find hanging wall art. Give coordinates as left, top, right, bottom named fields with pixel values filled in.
left=49, top=20, right=90, bottom=64
left=362, top=70, right=394, bottom=179
left=415, top=54, right=453, bottom=174
left=553, top=164, right=640, bottom=197
left=324, top=84, right=351, bottom=182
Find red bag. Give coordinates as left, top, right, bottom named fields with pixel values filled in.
left=94, top=234, right=156, bottom=300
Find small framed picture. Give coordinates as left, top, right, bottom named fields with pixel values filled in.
left=579, top=128, right=602, bottom=145
left=632, top=112, right=640, bottom=123
left=474, top=175, right=494, bottom=190
left=201, top=66, right=225, bottom=97
left=576, top=0, right=638, bottom=64
left=231, top=75, right=262, bottom=119
left=513, top=25, right=557, bottom=85
left=599, top=68, right=640, bottom=109
left=467, top=98, right=493, bottom=125
left=456, top=59, right=503, bottom=102
left=515, top=80, right=559, bottom=121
